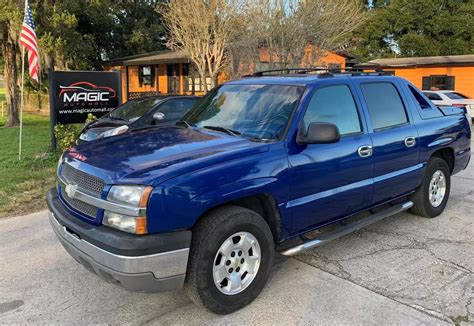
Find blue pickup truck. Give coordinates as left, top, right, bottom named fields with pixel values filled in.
left=47, top=69, right=471, bottom=314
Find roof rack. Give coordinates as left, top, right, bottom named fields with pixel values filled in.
left=247, top=67, right=393, bottom=78
left=328, top=67, right=393, bottom=76
left=249, top=67, right=329, bottom=77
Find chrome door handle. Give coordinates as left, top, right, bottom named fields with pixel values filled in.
left=358, top=145, right=373, bottom=158
left=404, top=136, right=416, bottom=148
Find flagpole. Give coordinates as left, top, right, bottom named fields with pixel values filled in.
left=19, top=46, right=25, bottom=161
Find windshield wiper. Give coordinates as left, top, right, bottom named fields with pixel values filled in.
left=203, top=125, right=241, bottom=137
left=108, top=116, right=128, bottom=122
left=176, top=120, right=196, bottom=128
left=241, top=135, right=270, bottom=142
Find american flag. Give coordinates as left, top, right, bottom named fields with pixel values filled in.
left=19, top=0, right=39, bottom=82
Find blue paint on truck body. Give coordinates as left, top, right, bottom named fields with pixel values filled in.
left=59, top=74, right=471, bottom=242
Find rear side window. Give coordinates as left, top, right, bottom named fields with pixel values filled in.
left=408, top=85, right=431, bottom=110
left=445, top=92, right=468, bottom=100
left=424, top=92, right=442, bottom=101
left=303, top=85, right=361, bottom=136
left=361, top=83, right=408, bottom=130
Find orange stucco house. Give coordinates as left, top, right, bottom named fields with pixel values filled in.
left=359, top=55, right=474, bottom=98
left=103, top=48, right=350, bottom=102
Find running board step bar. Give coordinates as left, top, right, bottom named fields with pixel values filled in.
left=281, top=201, right=413, bottom=256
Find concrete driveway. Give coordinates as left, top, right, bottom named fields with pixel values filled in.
left=1, top=154, right=473, bottom=325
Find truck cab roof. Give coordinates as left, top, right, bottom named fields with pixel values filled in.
left=228, top=69, right=400, bottom=87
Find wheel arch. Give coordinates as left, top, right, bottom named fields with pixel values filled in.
left=195, top=193, right=282, bottom=243
left=430, top=147, right=455, bottom=173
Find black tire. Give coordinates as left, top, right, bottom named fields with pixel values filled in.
left=410, top=157, right=451, bottom=218
left=184, top=205, right=274, bottom=314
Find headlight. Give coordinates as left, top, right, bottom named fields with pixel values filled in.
left=101, top=125, right=129, bottom=138
left=79, top=132, right=88, bottom=141
left=103, top=185, right=152, bottom=234
left=107, top=185, right=150, bottom=207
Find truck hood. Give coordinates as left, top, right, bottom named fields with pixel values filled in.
left=63, top=126, right=269, bottom=185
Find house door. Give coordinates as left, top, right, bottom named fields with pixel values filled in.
left=167, top=64, right=180, bottom=94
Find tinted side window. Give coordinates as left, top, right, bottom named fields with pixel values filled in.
left=158, top=99, right=196, bottom=120
left=408, top=85, right=431, bottom=110
left=169, top=99, right=195, bottom=120
left=174, top=99, right=195, bottom=116
left=156, top=101, right=176, bottom=118
left=361, top=83, right=408, bottom=130
left=303, top=85, right=361, bottom=135
left=425, top=92, right=442, bottom=101
left=445, top=92, right=468, bottom=100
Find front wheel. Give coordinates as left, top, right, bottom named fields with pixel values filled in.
left=410, top=157, right=451, bottom=218
left=184, top=206, right=274, bottom=314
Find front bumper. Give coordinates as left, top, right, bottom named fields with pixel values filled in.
left=47, top=188, right=191, bottom=292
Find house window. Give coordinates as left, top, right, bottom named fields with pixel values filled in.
left=422, top=75, right=455, bottom=91
left=183, top=64, right=213, bottom=93
left=187, top=76, right=212, bottom=92
left=139, top=66, right=154, bottom=87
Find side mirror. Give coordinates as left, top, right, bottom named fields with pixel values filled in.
left=152, top=112, right=165, bottom=123
left=297, top=122, right=340, bottom=144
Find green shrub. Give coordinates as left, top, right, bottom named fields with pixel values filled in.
left=54, top=124, right=81, bottom=151
left=85, top=113, right=97, bottom=124
left=54, top=114, right=98, bottom=152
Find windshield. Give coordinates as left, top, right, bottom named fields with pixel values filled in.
left=182, top=84, right=303, bottom=140
left=109, top=98, right=162, bottom=122
left=445, top=92, right=468, bottom=100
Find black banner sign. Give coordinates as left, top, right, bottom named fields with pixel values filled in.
left=49, top=70, right=122, bottom=125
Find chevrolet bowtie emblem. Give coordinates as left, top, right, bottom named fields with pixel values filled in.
left=65, top=184, right=78, bottom=198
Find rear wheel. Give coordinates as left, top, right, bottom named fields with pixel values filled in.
left=184, top=206, right=274, bottom=314
left=410, top=157, right=451, bottom=218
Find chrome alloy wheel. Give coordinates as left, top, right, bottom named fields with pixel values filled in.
left=212, top=231, right=261, bottom=295
left=429, top=170, right=447, bottom=208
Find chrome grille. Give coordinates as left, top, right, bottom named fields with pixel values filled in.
left=60, top=163, right=105, bottom=197
left=59, top=182, right=98, bottom=219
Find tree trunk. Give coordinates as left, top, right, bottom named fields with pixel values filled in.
left=209, top=74, right=217, bottom=90
left=2, top=20, right=20, bottom=127
left=198, top=69, right=207, bottom=93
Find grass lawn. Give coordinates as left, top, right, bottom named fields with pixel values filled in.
left=0, top=112, right=59, bottom=217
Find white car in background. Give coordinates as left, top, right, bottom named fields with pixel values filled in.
left=423, top=90, right=474, bottom=118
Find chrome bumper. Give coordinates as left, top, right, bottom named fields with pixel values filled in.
left=49, top=211, right=189, bottom=292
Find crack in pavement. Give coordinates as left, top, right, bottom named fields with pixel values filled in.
left=294, top=255, right=454, bottom=324
left=139, top=302, right=195, bottom=325
left=453, top=175, right=474, bottom=181
left=294, top=222, right=473, bottom=324
left=457, top=281, right=474, bottom=318
left=297, top=250, right=353, bottom=279
left=361, top=228, right=473, bottom=245
left=362, top=229, right=474, bottom=274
